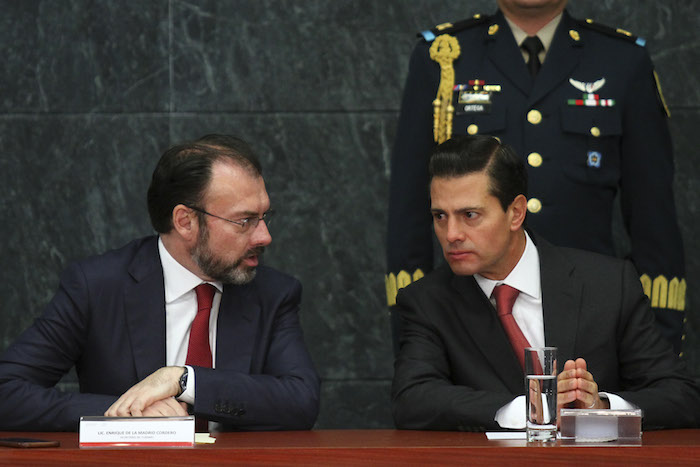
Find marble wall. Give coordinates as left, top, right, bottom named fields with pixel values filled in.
left=1, top=0, right=698, bottom=429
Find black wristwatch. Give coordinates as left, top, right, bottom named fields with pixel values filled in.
left=177, top=367, right=188, bottom=398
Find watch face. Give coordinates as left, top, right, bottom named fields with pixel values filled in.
left=178, top=369, right=188, bottom=396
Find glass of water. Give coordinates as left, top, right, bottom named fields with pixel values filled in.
left=525, top=347, right=558, bottom=442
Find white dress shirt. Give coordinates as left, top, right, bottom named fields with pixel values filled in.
left=158, top=238, right=222, bottom=404
left=474, top=232, right=633, bottom=428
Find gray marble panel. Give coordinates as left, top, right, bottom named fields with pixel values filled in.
left=1, top=0, right=170, bottom=113
left=0, top=115, right=168, bottom=347
left=316, top=379, right=393, bottom=429
left=169, top=112, right=397, bottom=379
left=170, top=0, right=494, bottom=112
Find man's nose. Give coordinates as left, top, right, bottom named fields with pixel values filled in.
left=445, top=219, right=465, bottom=243
left=251, top=218, right=272, bottom=246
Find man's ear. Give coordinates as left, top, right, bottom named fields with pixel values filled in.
left=508, top=194, right=527, bottom=231
left=171, top=204, right=199, bottom=242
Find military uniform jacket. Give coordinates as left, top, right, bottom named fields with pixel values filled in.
left=386, top=9, right=686, bottom=350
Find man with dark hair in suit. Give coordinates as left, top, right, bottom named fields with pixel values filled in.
left=392, top=135, right=699, bottom=432
left=0, top=135, right=320, bottom=431
left=386, top=0, right=686, bottom=354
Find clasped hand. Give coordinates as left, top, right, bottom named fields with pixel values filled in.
left=105, top=366, right=189, bottom=417
left=557, top=358, right=608, bottom=411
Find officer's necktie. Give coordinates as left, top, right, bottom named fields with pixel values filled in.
left=493, top=284, right=537, bottom=370
left=521, top=36, right=544, bottom=77
left=186, top=283, right=216, bottom=432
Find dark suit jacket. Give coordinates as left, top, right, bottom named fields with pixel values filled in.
left=386, top=9, right=685, bottom=348
left=0, top=236, right=320, bottom=431
left=392, top=236, right=699, bottom=431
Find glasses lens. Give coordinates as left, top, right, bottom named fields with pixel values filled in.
left=263, top=211, right=273, bottom=227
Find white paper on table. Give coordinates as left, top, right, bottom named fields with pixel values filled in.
left=486, top=431, right=527, bottom=440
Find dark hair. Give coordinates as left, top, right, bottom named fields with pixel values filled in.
left=147, top=135, right=262, bottom=233
left=428, top=135, right=527, bottom=211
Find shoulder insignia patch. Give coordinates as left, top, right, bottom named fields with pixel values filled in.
left=577, top=18, right=646, bottom=47
left=418, top=14, right=491, bottom=42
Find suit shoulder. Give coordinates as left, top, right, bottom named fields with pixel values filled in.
left=417, top=13, right=491, bottom=42
left=576, top=17, right=647, bottom=47
left=399, top=264, right=453, bottom=298
left=69, top=236, right=157, bottom=274
left=253, top=265, right=301, bottom=291
left=557, top=244, right=629, bottom=273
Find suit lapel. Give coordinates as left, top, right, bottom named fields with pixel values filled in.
left=528, top=11, right=583, bottom=107
left=123, top=237, right=167, bottom=381
left=536, top=236, right=581, bottom=365
left=215, top=282, right=257, bottom=372
left=451, top=274, right=524, bottom=394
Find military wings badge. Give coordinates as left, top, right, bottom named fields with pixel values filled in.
left=567, top=77, right=614, bottom=107
left=569, top=77, right=606, bottom=93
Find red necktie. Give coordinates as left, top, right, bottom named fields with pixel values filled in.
left=186, top=284, right=216, bottom=368
left=493, top=284, right=536, bottom=370
left=186, top=284, right=215, bottom=433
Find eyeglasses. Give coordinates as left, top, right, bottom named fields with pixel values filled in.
left=188, top=206, right=273, bottom=233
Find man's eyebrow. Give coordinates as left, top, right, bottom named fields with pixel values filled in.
left=231, top=209, right=267, bottom=218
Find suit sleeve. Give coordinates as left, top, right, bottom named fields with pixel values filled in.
left=613, top=261, right=699, bottom=429
left=385, top=40, right=439, bottom=306
left=619, top=49, right=686, bottom=351
left=0, top=263, right=117, bottom=431
left=392, top=289, right=514, bottom=431
left=192, top=280, right=320, bottom=430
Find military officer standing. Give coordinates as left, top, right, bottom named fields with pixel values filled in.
left=386, top=0, right=686, bottom=353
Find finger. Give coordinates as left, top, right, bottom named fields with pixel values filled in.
left=575, top=389, right=598, bottom=408
left=557, top=390, right=577, bottom=408
left=156, top=397, right=189, bottom=416
left=575, top=358, right=587, bottom=372
left=106, top=395, right=131, bottom=417
left=576, top=376, right=599, bottom=397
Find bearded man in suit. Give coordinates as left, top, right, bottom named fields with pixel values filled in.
left=0, top=135, right=320, bottom=431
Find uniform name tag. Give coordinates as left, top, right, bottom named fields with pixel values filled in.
left=455, top=91, right=491, bottom=114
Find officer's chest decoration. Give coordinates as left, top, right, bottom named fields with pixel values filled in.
left=453, top=80, right=501, bottom=114
left=567, top=78, right=614, bottom=107
left=567, top=77, right=614, bottom=169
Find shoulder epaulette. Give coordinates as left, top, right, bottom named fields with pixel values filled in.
left=418, top=14, right=492, bottom=42
left=577, top=18, right=647, bottom=47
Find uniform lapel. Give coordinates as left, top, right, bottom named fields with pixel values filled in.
left=536, top=236, right=580, bottom=365
left=123, top=237, right=167, bottom=381
left=215, top=282, right=257, bottom=372
left=451, top=274, right=524, bottom=394
left=485, top=11, right=533, bottom=96
left=528, top=11, right=583, bottom=107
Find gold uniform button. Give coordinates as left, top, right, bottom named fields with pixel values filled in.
left=527, top=109, right=542, bottom=125
left=527, top=152, right=543, bottom=167
left=467, top=124, right=479, bottom=135
left=527, top=198, right=542, bottom=213
left=590, top=126, right=601, bottom=137
left=488, top=24, right=499, bottom=35
left=569, top=29, right=580, bottom=41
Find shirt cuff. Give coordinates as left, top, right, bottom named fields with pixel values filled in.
left=600, top=392, right=636, bottom=410
left=495, top=396, right=526, bottom=429
left=177, top=365, right=195, bottom=405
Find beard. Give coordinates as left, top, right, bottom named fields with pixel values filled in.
left=191, top=222, right=263, bottom=285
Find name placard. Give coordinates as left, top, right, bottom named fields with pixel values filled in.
left=79, top=416, right=194, bottom=448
